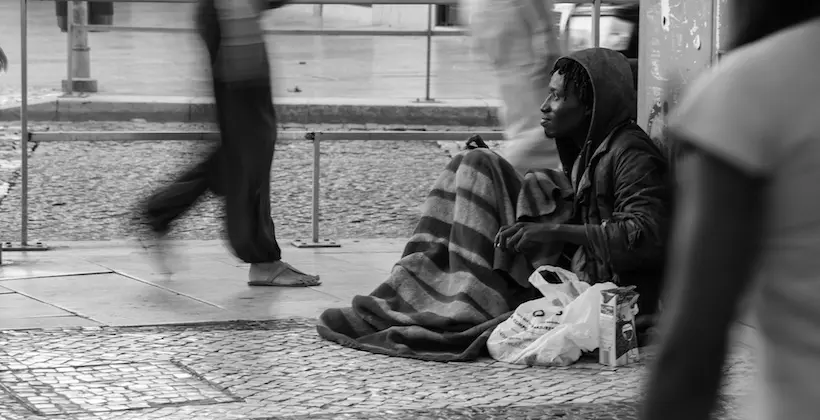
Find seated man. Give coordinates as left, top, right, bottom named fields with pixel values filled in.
left=317, top=48, right=671, bottom=361
left=495, top=51, right=669, bottom=330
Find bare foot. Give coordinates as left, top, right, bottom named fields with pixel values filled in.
left=248, top=261, right=321, bottom=287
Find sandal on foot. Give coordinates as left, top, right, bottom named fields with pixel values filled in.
left=248, top=261, right=321, bottom=287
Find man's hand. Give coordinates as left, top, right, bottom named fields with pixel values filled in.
left=495, top=222, right=560, bottom=252
left=0, top=47, right=8, bottom=73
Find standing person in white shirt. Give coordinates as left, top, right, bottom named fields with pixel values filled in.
left=460, top=0, right=564, bottom=175
left=641, top=2, right=820, bottom=419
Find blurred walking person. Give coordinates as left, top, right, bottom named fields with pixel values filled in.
left=459, top=0, right=564, bottom=175
left=641, top=2, right=820, bottom=419
left=0, top=46, right=7, bottom=73
left=139, top=0, right=320, bottom=287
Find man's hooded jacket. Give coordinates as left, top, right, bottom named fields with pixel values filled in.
left=555, top=48, right=672, bottom=316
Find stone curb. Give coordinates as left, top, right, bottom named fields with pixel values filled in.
left=0, top=95, right=505, bottom=127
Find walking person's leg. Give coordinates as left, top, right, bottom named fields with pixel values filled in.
left=135, top=0, right=227, bottom=273
left=204, top=0, right=319, bottom=286
left=137, top=135, right=219, bottom=276
left=213, top=79, right=319, bottom=286
left=141, top=152, right=219, bottom=234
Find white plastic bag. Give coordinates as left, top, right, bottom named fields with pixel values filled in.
left=487, top=265, right=616, bottom=366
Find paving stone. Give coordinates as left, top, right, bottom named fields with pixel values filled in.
left=0, top=319, right=752, bottom=419
left=0, top=360, right=238, bottom=416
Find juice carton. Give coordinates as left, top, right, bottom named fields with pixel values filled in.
left=598, top=286, right=641, bottom=367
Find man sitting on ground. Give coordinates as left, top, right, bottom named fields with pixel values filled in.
left=496, top=49, right=671, bottom=337
left=317, top=48, right=671, bottom=361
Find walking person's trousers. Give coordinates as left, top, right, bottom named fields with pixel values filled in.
left=142, top=0, right=282, bottom=264
left=460, top=0, right=564, bottom=174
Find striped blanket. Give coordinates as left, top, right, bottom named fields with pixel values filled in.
left=317, top=149, right=575, bottom=361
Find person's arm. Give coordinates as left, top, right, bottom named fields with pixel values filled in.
left=583, top=143, right=671, bottom=271
left=640, top=143, right=765, bottom=420
left=549, top=224, right=589, bottom=246
left=497, top=143, right=668, bottom=253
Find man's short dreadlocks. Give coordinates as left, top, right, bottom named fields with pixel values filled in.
left=551, top=58, right=594, bottom=111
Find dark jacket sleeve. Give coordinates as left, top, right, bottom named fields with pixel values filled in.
left=585, top=140, right=671, bottom=273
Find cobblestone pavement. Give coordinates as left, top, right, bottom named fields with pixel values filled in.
left=0, top=122, right=504, bottom=241
left=0, top=319, right=753, bottom=420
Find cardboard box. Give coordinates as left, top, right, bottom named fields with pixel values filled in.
left=599, top=286, right=641, bottom=367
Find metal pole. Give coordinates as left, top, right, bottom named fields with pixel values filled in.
left=423, top=3, right=433, bottom=101
left=66, top=0, right=74, bottom=94
left=311, top=133, right=321, bottom=244
left=20, top=0, right=29, bottom=246
left=592, top=0, right=601, bottom=47
left=65, top=1, right=91, bottom=92
left=73, top=1, right=90, bottom=78
left=291, top=132, right=337, bottom=249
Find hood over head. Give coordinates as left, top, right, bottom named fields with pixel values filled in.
left=552, top=48, right=638, bottom=171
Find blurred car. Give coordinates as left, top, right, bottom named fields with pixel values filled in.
left=560, top=1, right=640, bottom=87
left=439, top=2, right=641, bottom=87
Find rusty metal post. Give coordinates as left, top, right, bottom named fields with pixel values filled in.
left=637, top=0, right=723, bottom=151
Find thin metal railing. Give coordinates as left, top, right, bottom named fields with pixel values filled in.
left=52, top=0, right=470, bottom=100
left=20, top=0, right=30, bottom=251
left=15, top=0, right=606, bottom=249
left=51, top=0, right=607, bottom=98
left=28, top=130, right=507, bottom=248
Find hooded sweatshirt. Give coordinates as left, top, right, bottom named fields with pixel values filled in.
left=554, top=48, right=671, bottom=315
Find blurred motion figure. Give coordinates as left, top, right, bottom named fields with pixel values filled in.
left=459, top=0, right=564, bottom=175
left=641, top=2, right=820, bottom=420
left=0, top=47, right=7, bottom=73
left=139, top=0, right=320, bottom=287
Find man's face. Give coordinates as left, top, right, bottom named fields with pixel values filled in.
left=540, top=72, right=590, bottom=140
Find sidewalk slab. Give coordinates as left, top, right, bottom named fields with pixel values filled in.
left=0, top=315, right=101, bottom=330
left=1, top=273, right=242, bottom=327
left=1, top=95, right=504, bottom=126
left=0, top=256, right=112, bottom=281
left=0, top=238, right=759, bottom=348
left=0, top=238, right=401, bottom=328
left=0, top=293, right=72, bottom=318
